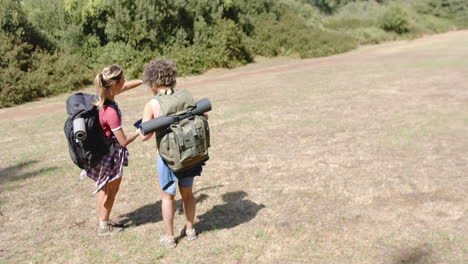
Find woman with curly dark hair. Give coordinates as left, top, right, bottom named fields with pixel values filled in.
left=139, top=58, right=202, bottom=248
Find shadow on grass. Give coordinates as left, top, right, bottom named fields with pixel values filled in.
left=118, top=186, right=266, bottom=231
left=118, top=193, right=209, bottom=226
left=118, top=185, right=224, bottom=226
left=194, top=191, right=266, bottom=233
left=0, top=160, right=57, bottom=186
left=392, top=244, right=433, bottom=264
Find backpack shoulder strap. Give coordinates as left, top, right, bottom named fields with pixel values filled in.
left=150, top=99, right=161, bottom=118
left=101, top=100, right=120, bottom=141
left=153, top=89, right=195, bottom=116
left=103, top=99, right=121, bottom=118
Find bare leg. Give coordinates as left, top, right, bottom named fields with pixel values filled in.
left=161, top=191, right=176, bottom=236
left=179, top=186, right=195, bottom=230
left=97, top=177, right=122, bottom=221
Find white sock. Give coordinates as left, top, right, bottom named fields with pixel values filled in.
left=99, top=220, right=109, bottom=229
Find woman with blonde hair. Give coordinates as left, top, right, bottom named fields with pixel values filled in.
left=81, top=64, right=142, bottom=236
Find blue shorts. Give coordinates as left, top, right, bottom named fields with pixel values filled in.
left=156, top=155, right=197, bottom=195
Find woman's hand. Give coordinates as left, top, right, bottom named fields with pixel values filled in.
left=113, top=128, right=140, bottom=147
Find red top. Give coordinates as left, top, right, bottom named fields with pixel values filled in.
left=99, top=105, right=121, bottom=138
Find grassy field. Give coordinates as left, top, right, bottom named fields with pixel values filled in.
left=1, top=30, right=468, bottom=263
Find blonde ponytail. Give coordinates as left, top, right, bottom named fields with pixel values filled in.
left=93, top=64, right=123, bottom=110
left=94, top=73, right=107, bottom=110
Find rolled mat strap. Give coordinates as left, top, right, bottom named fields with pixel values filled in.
left=140, top=116, right=176, bottom=136
left=140, top=98, right=212, bottom=135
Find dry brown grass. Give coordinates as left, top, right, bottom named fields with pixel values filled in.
left=1, top=30, right=468, bottom=263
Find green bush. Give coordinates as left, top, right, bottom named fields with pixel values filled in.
left=166, top=19, right=253, bottom=76
left=0, top=55, right=92, bottom=107
left=329, top=0, right=384, bottom=19
left=379, top=3, right=411, bottom=34
left=323, top=0, right=457, bottom=43
left=324, top=17, right=375, bottom=30
left=167, top=45, right=209, bottom=76
left=30, top=52, right=92, bottom=94
left=244, top=13, right=281, bottom=57
left=344, top=26, right=396, bottom=44
left=248, top=11, right=356, bottom=58
left=303, top=0, right=348, bottom=14
left=321, top=1, right=392, bottom=44
left=294, top=29, right=357, bottom=58
left=412, top=0, right=468, bottom=28
left=409, top=13, right=454, bottom=35
left=0, top=53, right=92, bottom=108
left=201, top=19, right=253, bottom=68
left=93, top=42, right=156, bottom=79
left=0, top=32, right=91, bottom=107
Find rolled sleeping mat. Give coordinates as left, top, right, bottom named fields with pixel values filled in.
left=140, top=116, right=177, bottom=136
left=73, top=117, right=87, bottom=141
left=192, top=98, right=212, bottom=116
left=139, top=98, right=212, bottom=135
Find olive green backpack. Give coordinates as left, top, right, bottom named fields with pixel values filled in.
left=154, top=89, right=210, bottom=172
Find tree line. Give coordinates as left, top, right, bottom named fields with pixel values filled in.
left=1, top=0, right=467, bottom=107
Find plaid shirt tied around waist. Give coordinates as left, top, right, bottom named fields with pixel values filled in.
left=80, top=144, right=129, bottom=194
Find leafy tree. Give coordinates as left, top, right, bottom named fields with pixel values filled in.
left=0, top=0, right=53, bottom=50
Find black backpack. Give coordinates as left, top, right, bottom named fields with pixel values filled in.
left=64, top=93, right=117, bottom=170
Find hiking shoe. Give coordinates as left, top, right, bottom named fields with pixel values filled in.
left=180, top=226, right=198, bottom=241
left=160, top=233, right=176, bottom=249
left=97, top=224, right=124, bottom=237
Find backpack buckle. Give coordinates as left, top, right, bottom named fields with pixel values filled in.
left=187, top=111, right=194, bottom=120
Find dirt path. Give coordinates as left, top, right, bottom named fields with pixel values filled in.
left=2, top=31, right=462, bottom=120
left=0, top=55, right=353, bottom=120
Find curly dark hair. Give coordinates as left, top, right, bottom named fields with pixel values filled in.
left=143, top=58, right=177, bottom=88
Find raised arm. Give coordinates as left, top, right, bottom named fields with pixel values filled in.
left=117, top=79, right=143, bottom=95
